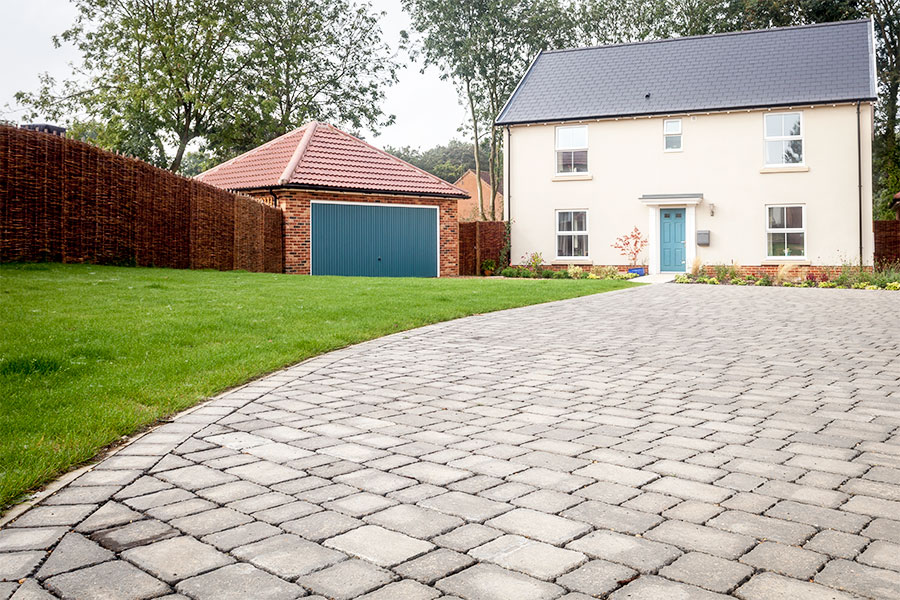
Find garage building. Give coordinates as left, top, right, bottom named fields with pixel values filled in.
left=197, top=122, right=466, bottom=277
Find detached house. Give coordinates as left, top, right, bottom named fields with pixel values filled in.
left=497, top=20, right=878, bottom=275
left=198, top=123, right=467, bottom=277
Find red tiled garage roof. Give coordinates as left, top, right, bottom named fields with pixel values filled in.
left=197, top=122, right=467, bottom=198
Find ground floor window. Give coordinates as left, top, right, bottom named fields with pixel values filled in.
left=766, top=205, right=805, bottom=258
left=557, top=210, right=588, bottom=258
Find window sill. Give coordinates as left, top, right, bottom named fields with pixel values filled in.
left=554, top=258, right=592, bottom=264
left=552, top=174, right=593, bottom=182
left=761, top=259, right=810, bottom=265
left=760, top=165, right=809, bottom=174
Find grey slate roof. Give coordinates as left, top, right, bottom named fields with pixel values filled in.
left=496, top=19, right=876, bottom=125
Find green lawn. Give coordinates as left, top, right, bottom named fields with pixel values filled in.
left=0, top=263, right=637, bottom=509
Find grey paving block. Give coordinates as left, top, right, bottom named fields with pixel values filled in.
left=176, top=563, right=304, bottom=600
left=121, top=536, right=233, bottom=584
left=75, top=501, right=143, bottom=533
left=0, top=528, right=68, bottom=553
left=324, top=525, right=434, bottom=567
left=486, top=508, right=590, bottom=545
left=44, top=560, right=170, bottom=600
left=225, top=461, right=304, bottom=486
left=196, top=481, right=268, bottom=504
left=232, top=534, right=345, bottom=580
left=840, top=495, right=900, bottom=520
left=814, top=558, right=900, bottom=599
left=803, top=530, right=869, bottom=559
left=566, top=529, right=681, bottom=573
left=857, top=540, right=900, bottom=571
left=169, top=507, right=252, bottom=536
left=0, top=552, right=44, bottom=581
left=9, top=505, right=97, bottom=529
left=201, top=521, right=282, bottom=552
left=642, top=476, right=732, bottom=503
left=660, top=552, right=752, bottom=593
left=419, top=492, right=512, bottom=523
left=335, top=468, right=417, bottom=494
left=765, top=500, right=869, bottom=533
left=298, top=559, right=396, bottom=600
left=608, top=575, right=730, bottom=599
left=740, top=542, right=826, bottom=580
left=91, top=518, right=179, bottom=552
left=862, top=518, right=900, bottom=543
left=470, top=535, right=586, bottom=580
left=644, top=520, right=755, bottom=560
left=435, top=564, right=565, bottom=600
left=253, top=500, right=320, bottom=525
left=8, top=579, right=53, bottom=600
left=323, top=492, right=397, bottom=518
left=432, top=524, right=503, bottom=552
left=35, top=532, right=113, bottom=580
left=735, top=571, right=858, bottom=599
left=561, top=501, right=662, bottom=535
left=43, top=486, right=120, bottom=506
left=662, top=500, right=723, bottom=524
left=0, top=582, right=15, bottom=600
left=512, top=490, right=583, bottom=513
left=394, top=549, right=476, bottom=584
left=364, top=504, right=463, bottom=539
left=707, top=510, right=816, bottom=545
left=146, top=498, right=216, bottom=521
left=555, top=560, right=636, bottom=596
left=357, top=580, right=440, bottom=600
left=123, top=488, right=193, bottom=511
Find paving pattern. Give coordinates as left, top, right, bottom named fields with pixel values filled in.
left=2, top=284, right=900, bottom=600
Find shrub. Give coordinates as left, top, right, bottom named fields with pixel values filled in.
left=707, top=277, right=719, bottom=285
left=818, top=281, right=837, bottom=288
left=567, top=265, right=585, bottom=279
left=521, top=251, right=544, bottom=273
left=540, top=269, right=555, bottom=279
left=500, top=267, right=518, bottom=278
left=776, top=264, right=799, bottom=285
left=689, top=257, right=703, bottom=277
left=481, top=259, right=496, bottom=275
left=552, top=270, right=568, bottom=279
left=757, top=275, right=773, bottom=286
left=886, top=281, right=900, bottom=290
left=674, top=274, right=691, bottom=284
left=591, top=265, right=620, bottom=279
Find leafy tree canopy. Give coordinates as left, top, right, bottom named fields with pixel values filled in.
left=16, top=0, right=398, bottom=172
left=385, top=139, right=491, bottom=183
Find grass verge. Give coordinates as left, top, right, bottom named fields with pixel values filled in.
left=0, top=263, right=638, bottom=509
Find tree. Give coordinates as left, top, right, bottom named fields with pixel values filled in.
left=385, top=138, right=490, bottom=182
left=206, top=0, right=399, bottom=160
left=17, top=0, right=398, bottom=172
left=17, top=0, right=251, bottom=171
left=872, top=0, right=899, bottom=219
left=402, top=0, right=574, bottom=220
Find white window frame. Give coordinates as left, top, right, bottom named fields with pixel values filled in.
left=764, top=112, right=804, bottom=167
left=663, top=119, right=682, bottom=152
left=555, top=125, right=588, bottom=175
left=555, top=209, right=589, bottom=260
left=765, top=204, right=806, bottom=260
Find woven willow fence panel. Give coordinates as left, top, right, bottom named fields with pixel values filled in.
left=0, top=126, right=283, bottom=272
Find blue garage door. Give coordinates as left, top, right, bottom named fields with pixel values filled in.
left=311, top=202, right=438, bottom=277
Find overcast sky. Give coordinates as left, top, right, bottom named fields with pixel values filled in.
left=0, top=0, right=468, bottom=151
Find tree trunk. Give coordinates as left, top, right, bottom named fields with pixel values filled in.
left=466, top=79, right=486, bottom=221
left=169, top=133, right=190, bottom=172
left=488, top=126, right=498, bottom=221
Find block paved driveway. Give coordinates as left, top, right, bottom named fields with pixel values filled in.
left=2, top=284, right=900, bottom=600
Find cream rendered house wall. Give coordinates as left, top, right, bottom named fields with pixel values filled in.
left=503, top=103, right=874, bottom=273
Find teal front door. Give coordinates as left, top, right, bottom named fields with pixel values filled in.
left=311, top=202, right=438, bottom=277
left=660, top=209, right=686, bottom=272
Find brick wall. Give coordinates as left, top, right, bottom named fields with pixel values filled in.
left=0, top=125, right=283, bottom=272
left=252, top=188, right=458, bottom=276
left=874, top=221, right=900, bottom=265
left=458, top=221, right=507, bottom=275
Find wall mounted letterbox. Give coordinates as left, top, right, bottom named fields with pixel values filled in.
left=697, top=230, right=710, bottom=246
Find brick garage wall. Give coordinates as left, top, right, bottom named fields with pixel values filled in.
left=874, top=221, right=900, bottom=264
left=459, top=221, right=506, bottom=275
left=255, top=188, right=458, bottom=276
left=0, top=125, right=283, bottom=272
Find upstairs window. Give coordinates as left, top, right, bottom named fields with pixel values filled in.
left=664, top=119, right=682, bottom=151
left=556, top=126, right=588, bottom=174
left=766, top=205, right=806, bottom=259
left=557, top=210, right=588, bottom=258
left=765, top=113, right=803, bottom=165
